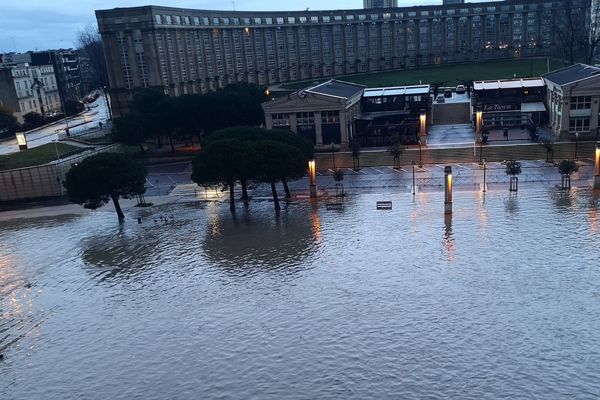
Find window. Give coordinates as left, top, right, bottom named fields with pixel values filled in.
left=322, top=111, right=339, bottom=123
left=299, top=16, right=307, bottom=23
left=323, top=16, right=330, bottom=22
left=155, top=15, right=162, bottom=24
left=296, top=112, right=315, bottom=125
left=570, top=96, right=591, bottom=110
left=311, top=16, right=318, bottom=23
left=272, top=113, right=290, bottom=127
left=569, top=117, right=590, bottom=132
left=346, top=15, right=355, bottom=21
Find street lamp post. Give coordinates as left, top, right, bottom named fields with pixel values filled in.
left=444, top=166, right=453, bottom=215
left=418, top=139, right=423, bottom=168
left=483, top=159, right=487, bottom=192
left=575, top=131, right=579, bottom=161
left=103, top=86, right=113, bottom=121
left=594, top=142, right=600, bottom=189
left=412, top=160, right=416, bottom=195
left=308, top=159, right=317, bottom=198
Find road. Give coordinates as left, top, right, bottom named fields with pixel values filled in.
left=0, top=93, right=111, bottom=155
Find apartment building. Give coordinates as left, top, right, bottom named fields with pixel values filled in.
left=364, top=0, right=398, bottom=8
left=0, top=62, right=62, bottom=124
left=96, top=0, right=585, bottom=116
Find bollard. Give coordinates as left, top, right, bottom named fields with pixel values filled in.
left=594, top=142, right=600, bottom=190
left=308, top=159, right=317, bottom=198
left=444, top=166, right=452, bottom=215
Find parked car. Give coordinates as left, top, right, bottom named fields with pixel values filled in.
left=436, top=95, right=445, bottom=103
left=456, top=85, right=466, bottom=94
left=444, top=89, right=452, bottom=98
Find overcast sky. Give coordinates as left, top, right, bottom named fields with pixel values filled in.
left=0, top=0, right=441, bottom=53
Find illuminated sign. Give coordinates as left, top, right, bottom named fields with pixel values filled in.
left=482, top=104, right=520, bottom=112
left=16, top=133, right=28, bottom=150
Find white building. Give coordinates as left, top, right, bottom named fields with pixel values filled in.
left=0, top=63, right=62, bottom=124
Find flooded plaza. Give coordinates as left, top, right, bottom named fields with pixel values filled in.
left=1, top=188, right=600, bottom=399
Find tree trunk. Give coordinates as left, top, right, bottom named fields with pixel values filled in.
left=270, top=180, right=281, bottom=211
left=110, top=193, right=125, bottom=221
left=241, top=179, right=249, bottom=201
left=282, top=178, right=291, bottom=199
left=169, top=133, right=175, bottom=153
left=228, top=179, right=236, bottom=214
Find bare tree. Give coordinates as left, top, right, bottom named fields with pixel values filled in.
left=76, top=24, right=109, bottom=90
left=586, top=0, right=600, bottom=64
left=555, top=0, right=590, bottom=64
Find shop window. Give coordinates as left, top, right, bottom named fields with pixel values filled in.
left=569, top=117, right=590, bottom=132
left=272, top=113, right=290, bottom=127
left=570, top=96, right=591, bottom=110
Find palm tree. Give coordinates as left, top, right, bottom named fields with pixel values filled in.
left=558, top=159, right=578, bottom=190
left=333, top=169, right=345, bottom=197
left=505, top=160, right=522, bottom=192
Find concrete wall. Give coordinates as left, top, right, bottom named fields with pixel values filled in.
left=0, top=144, right=121, bottom=202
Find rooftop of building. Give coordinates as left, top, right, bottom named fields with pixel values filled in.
left=306, top=80, right=366, bottom=99
left=363, top=85, right=430, bottom=97
left=543, top=63, right=600, bottom=86
left=473, top=77, right=545, bottom=91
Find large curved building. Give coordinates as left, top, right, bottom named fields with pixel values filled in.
left=96, top=0, right=585, bottom=116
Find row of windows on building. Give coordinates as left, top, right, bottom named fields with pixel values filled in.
left=18, top=94, right=60, bottom=113
left=141, top=17, right=551, bottom=88
left=272, top=111, right=340, bottom=127
left=152, top=3, right=556, bottom=27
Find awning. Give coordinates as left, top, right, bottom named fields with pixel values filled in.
left=521, top=102, right=546, bottom=112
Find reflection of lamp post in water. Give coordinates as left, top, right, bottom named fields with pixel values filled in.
left=412, top=160, right=416, bottom=195
left=331, top=142, right=336, bottom=170
left=593, top=142, right=600, bottom=189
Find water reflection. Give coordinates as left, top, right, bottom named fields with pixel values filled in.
left=0, top=214, right=81, bottom=233
left=203, top=204, right=317, bottom=274
left=504, top=193, right=519, bottom=215
left=442, top=214, right=456, bottom=262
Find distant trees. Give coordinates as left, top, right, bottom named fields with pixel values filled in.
left=23, top=112, right=44, bottom=126
left=0, top=105, right=18, bottom=133
left=112, top=84, right=268, bottom=152
left=555, top=0, right=599, bottom=64
left=64, top=153, right=147, bottom=221
left=192, top=127, right=312, bottom=212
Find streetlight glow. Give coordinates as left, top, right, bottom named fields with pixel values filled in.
left=308, top=159, right=317, bottom=198
left=444, top=166, right=453, bottom=214
left=594, top=142, right=600, bottom=189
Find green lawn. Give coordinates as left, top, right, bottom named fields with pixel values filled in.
left=281, top=58, right=567, bottom=89
left=0, top=143, right=89, bottom=171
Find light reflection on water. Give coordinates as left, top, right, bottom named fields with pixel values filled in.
left=1, top=189, right=600, bottom=399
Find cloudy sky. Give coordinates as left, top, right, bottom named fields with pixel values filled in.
left=0, top=0, right=438, bottom=53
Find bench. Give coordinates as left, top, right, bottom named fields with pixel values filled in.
left=376, top=201, right=393, bottom=210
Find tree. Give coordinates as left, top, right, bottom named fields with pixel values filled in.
left=431, top=80, right=446, bottom=99
left=253, top=140, right=306, bottom=211
left=334, top=169, right=345, bottom=197
left=555, top=0, right=589, bottom=64
left=558, top=159, right=578, bottom=189
left=388, top=136, right=403, bottom=169
left=191, top=139, right=256, bottom=213
left=23, top=112, right=44, bottom=126
left=64, top=153, right=147, bottom=221
left=505, top=160, right=522, bottom=192
left=76, top=24, right=109, bottom=88
left=0, top=105, right=18, bottom=133
left=205, top=127, right=313, bottom=199
left=541, top=136, right=555, bottom=163
left=111, top=114, right=148, bottom=152
left=350, top=138, right=361, bottom=171
left=64, top=100, right=84, bottom=116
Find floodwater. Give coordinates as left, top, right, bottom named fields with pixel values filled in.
left=1, top=189, right=600, bottom=399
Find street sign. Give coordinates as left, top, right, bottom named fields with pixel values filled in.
left=16, top=133, right=28, bottom=150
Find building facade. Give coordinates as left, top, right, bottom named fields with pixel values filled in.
left=364, top=0, right=398, bottom=8
left=31, top=49, right=82, bottom=101
left=96, top=0, right=584, bottom=116
left=263, top=80, right=364, bottom=147
left=0, top=63, right=62, bottom=124
left=544, top=64, right=600, bottom=139
left=472, top=77, right=546, bottom=134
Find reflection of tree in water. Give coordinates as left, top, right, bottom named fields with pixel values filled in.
left=81, top=228, right=160, bottom=281
left=0, top=214, right=81, bottom=233
left=550, top=189, right=577, bottom=212
left=203, top=205, right=318, bottom=274
left=504, top=194, right=519, bottom=215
